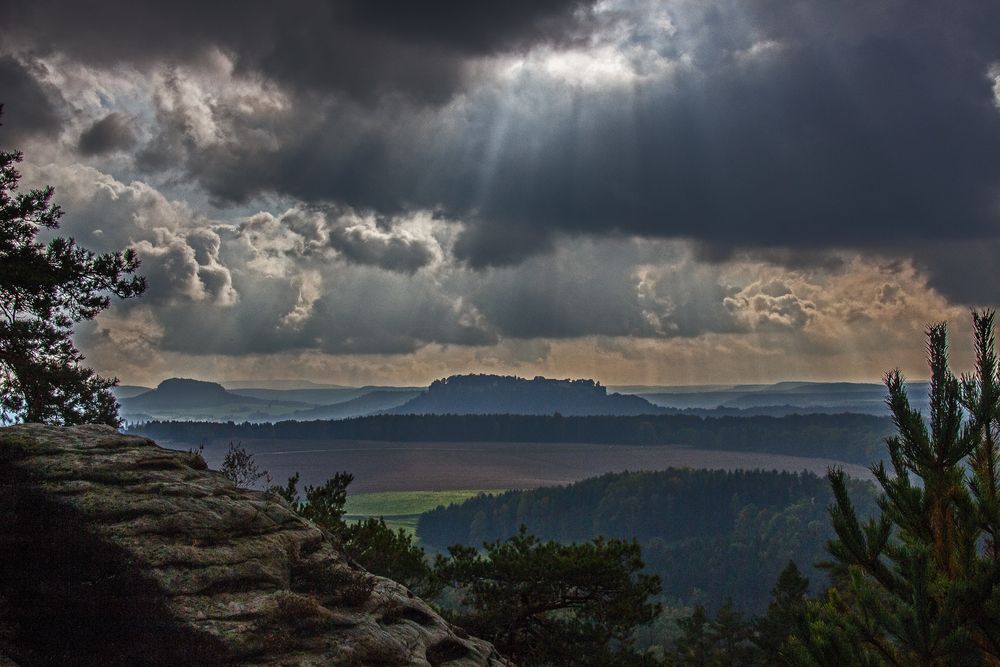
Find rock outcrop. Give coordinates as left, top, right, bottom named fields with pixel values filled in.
left=0, top=424, right=509, bottom=666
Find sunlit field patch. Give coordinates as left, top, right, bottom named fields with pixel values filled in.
left=343, top=489, right=502, bottom=535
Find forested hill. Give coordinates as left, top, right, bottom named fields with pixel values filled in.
left=131, top=412, right=893, bottom=465
left=387, top=374, right=664, bottom=416
left=417, top=468, right=879, bottom=612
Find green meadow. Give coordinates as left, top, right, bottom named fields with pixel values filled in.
left=343, top=489, right=501, bottom=536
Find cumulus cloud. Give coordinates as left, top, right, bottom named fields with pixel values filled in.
left=281, top=270, right=323, bottom=328
left=25, top=162, right=194, bottom=243
left=237, top=208, right=329, bottom=277
left=21, top=162, right=238, bottom=307
left=328, top=213, right=440, bottom=274
left=148, top=264, right=498, bottom=357
left=23, top=158, right=970, bottom=375
left=135, top=61, right=290, bottom=175
left=236, top=207, right=445, bottom=275
left=121, top=227, right=239, bottom=306
left=79, top=306, right=167, bottom=382
left=725, top=279, right=817, bottom=331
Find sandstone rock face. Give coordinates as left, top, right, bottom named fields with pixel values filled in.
left=0, top=424, right=509, bottom=666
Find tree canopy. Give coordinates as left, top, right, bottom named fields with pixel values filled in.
left=0, top=107, right=145, bottom=426
left=435, top=526, right=662, bottom=665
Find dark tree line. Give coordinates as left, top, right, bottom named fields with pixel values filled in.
left=131, top=412, right=892, bottom=465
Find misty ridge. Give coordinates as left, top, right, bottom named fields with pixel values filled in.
left=117, top=373, right=930, bottom=424
left=383, top=374, right=657, bottom=416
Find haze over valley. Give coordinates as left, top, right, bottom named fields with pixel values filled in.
left=117, top=374, right=929, bottom=423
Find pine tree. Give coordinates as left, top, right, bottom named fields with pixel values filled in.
left=675, top=606, right=714, bottom=666
left=341, top=517, right=439, bottom=598
left=0, top=106, right=145, bottom=425
left=789, top=311, right=1000, bottom=666
left=434, top=526, right=662, bottom=665
left=753, top=561, right=809, bottom=664
left=711, top=601, right=753, bottom=666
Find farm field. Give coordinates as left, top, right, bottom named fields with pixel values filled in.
left=176, top=438, right=874, bottom=494
left=343, top=489, right=498, bottom=535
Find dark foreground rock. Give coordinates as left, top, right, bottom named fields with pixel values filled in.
left=0, top=424, right=509, bottom=666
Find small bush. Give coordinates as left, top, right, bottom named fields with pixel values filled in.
left=328, top=568, right=376, bottom=608
left=220, top=441, right=270, bottom=489
left=272, top=591, right=326, bottom=623
left=185, top=446, right=208, bottom=470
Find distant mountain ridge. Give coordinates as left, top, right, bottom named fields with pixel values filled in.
left=112, top=385, right=153, bottom=400
left=388, top=374, right=664, bottom=416
left=123, top=378, right=299, bottom=411
left=229, top=387, right=369, bottom=405
left=221, top=379, right=349, bottom=390
left=230, top=385, right=419, bottom=407
left=627, top=380, right=931, bottom=415
left=291, top=389, right=422, bottom=420
left=119, top=376, right=928, bottom=422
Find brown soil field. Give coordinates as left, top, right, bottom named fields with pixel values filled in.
left=185, top=439, right=873, bottom=493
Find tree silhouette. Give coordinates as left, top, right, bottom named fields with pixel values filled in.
left=0, top=105, right=145, bottom=425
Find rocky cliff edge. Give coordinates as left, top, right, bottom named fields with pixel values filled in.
left=0, top=424, right=509, bottom=666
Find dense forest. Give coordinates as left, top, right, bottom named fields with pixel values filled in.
left=417, top=468, right=878, bottom=612
left=130, top=412, right=892, bottom=465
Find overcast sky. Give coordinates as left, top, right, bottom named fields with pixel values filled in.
left=2, top=0, right=997, bottom=386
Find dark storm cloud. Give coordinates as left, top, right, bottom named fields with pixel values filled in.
left=441, top=3, right=1000, bottom=266
left=0, top=55, right=61, bottom=141
left=912, top=240, right=1000, bottom=306
left=7, top=0, right=1000, bottom=310
left=451, top=224, right=554, bottom=269
left=694, top=245, right=848, bottom=273
left=78, top=112, right=136, bottom=155
left=97, top=0, right=1000, bottom=298
left=0, top=0, right=594, bottom=103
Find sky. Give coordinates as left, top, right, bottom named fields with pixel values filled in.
left=1, top=0, right=997, bottom=387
